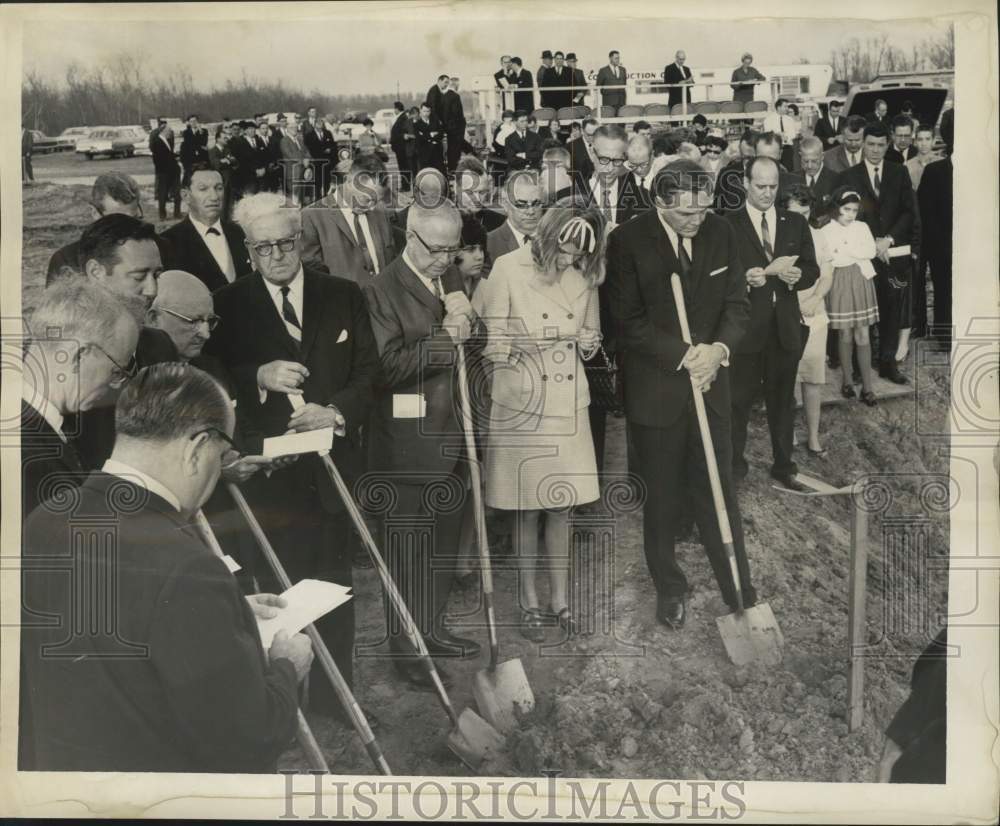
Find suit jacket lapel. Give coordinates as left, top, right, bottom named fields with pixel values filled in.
left=735, top=208, right=768, bottom=263
left=329, top=206, right=359, bottom=248
left=646, top=213, right=680, bottom=285
left=222, top=223, right=250, bottom=277
left=249, top=272, right=300, bottom=358
left=184, top=219, right=226, bottom=288
left=398, top=260, right=444, bottom=319
left=298, top=270, right=325, bottom=362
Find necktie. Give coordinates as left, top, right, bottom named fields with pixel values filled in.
left=808, top=175, right=815, bottom=190
left=873, top=167, right=881, bottom=198
left=760, top=211, right=774, bottom=261
left=850, top=152, right=858, bottom=166
left=353, top=211, right=375, bottom=274
left=431, top=277, right=444, bottom=302
left=677, top=237, right=692, bottom=281
left=280, top=285, right=302, bottom=335
left=779, top=116, right=785, bottom=134
left=601, top=184, right=612, bottom=222
left=206, top=227, right=221, bottom=236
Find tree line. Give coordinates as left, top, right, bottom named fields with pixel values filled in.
left=827, top=24, right=954, bottom=84
left=22, top=52, right=427, bottom=134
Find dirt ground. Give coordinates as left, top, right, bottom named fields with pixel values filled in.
left=18, top=178, right=950, bottom=782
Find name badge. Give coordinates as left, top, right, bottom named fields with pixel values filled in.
left=393, top=394, right=426, bottom=419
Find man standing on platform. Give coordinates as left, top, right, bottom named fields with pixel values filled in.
left=596, top=50, right=628, bottom=110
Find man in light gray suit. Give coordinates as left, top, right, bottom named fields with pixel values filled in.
left=595, top=50, right=628, bottom=110
left=823, top=115, right=867, bottom=174
left=300, top=155, right=398, bottom=290
left=486, top=171, right=543, bottom=265
left=279, top=113, right=313, bottom=204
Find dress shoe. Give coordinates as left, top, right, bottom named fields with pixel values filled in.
left=426, top=626, right=481, bottom=659
left=879, top=364, right=909, bottom=385
left=656, top=595, right=686, bottom=629
left=393, top=657, right=453, bottom=691
left=771, top=473, right=808, bottom=492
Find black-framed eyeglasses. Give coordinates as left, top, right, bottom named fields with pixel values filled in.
left=191, top=426, right=242, bottom=466
left=88, top=344, right=137, bottom=389
left=160, top=307, right=221, bottom=331
left=511, top=198, right=543, bottom=210
left=246, top=233, right=301, bottom=257
left=412, top=228, right=462, bottom=257
left=596, top=155, right=626, bottom=167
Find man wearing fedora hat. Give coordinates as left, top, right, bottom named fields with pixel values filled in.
left=537, top=50, right=554, bottom=96
left=566, top=52, right=588, bottom=106
left=540, top=50, right=573, bottom=110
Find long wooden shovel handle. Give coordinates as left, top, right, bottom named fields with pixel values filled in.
left=455, top=346, right=501, bottom=669
left=215, top=493, right=391, bottom=776
left=669, top=275, right=744, bottom=612
left=285, top=394, right=461, bottom=730
left=192, top=509, right=331, bottom=773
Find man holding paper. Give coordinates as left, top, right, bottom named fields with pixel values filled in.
left=207, top=192, right=381, bottom=725
left=725, top=156, right=818, bottom=492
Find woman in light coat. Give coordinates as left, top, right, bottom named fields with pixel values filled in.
left=473, top=199, right=606, bottom=639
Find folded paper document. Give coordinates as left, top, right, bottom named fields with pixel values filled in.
left=888, top=245, right=912, bottom=258
left=764, top=255, right=799, bottom=276
left=262, top=427, right=334, bottom=458
left=393, top=393, right=427, bottom=419
left=257, top=579, right=353, bottom=649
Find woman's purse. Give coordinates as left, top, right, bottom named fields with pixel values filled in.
left=583, top=344, right=623, bottom=415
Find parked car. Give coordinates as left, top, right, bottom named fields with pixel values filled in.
left=29, top=131, right=74, bottom=154
left=58, top=126, right=93, bottom=148
left=76, top=126, right=150, bottom=159
left=372, top=108, right=397, bottom=140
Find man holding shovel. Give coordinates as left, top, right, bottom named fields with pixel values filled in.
left=606, top=159, right=759, bottom=630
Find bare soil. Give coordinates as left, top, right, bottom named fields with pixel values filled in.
left=19, top=179, right=950, bottom=782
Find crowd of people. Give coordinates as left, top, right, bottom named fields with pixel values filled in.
left=19, top=61, right=953, bottom=778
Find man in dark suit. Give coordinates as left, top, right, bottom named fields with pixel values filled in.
left=162, top=167, right=253, bottom=292
left=179, top=113, right=209, bottom=177
left=885, top=115, right=918, bottom=165
left=494, top=55, right=518, bottom=110
left=565, top=53, right=588, bottom=106
left=540, top=51, right=573, bottom=110
left=150, top=119, right=181, bottom=220
left=228, top=120, right=264, bottom=200
left=487, top=171, right=542, bottom=262
left=596, top=50, right=628, bottom=110
left=837, top=123, right=916, bottom=383
left=301, top=155, right=397, bottom=290
left=869, top=99, right=890, bottom=126
left=364, top=201, right=480, bottom=687
left=823, top=114, right=867, bottom=174
left=208, top=192, right=380, bottom=723
left=443, top=76, right=468, bottom=172
left=567, top=117, right=598, bottom=183
left=414, top=102, right=446, bottom=174
left=606, top=159, right=757, bottom=629
left=21, top=363, right=311, bottom=772
left=303, top=109, right=338, bottom=198
left=389, top=102, right=412, bottom=191
left=505, top=111, right=543, bottom=171
left=725, top=157, right=818, bottom=490
left=663, top=50, right=694, bottom=110
left=426, top=75, right=450, bottom=125
left=537, top=50, right=554, bottom=96
left=917, top=151, right=953, bottom=346
left=813, top=99, right=844, bottom=150
left=510, top=57, right=535, bottom=115
left=797, top=136, right=838, bottom=209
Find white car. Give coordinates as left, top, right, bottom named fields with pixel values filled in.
left=59, top=126, right=92, bottom=148
left=372, top=108, right=397, bottom=140
left=76, top=126, right=150, bottom=159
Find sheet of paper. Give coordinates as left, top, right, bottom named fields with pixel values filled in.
left=257, top=579, right=353, bottom=649
left=393, top=393, right=426, bottom=419
left=261, top=427, right=334, bottom=458
left=888, top=245, right=912, bottom=258
left=764, top=255, right=799, bottom=276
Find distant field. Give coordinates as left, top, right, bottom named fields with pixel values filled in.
left=28, top=150, right=155, bottom=186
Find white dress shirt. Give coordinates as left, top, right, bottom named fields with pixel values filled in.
left=763, top=111, right=801, bottom=145
left=337, top=202, right=382, bottom=274
left=102, top=459, right=182, bottom=512
left=590, top=174, right=621, bottom=224
left=190, top=216, right=236, bottom=282
left=508, top=223, right=531, bottom=247
left=656, top=212, right=730, bottom=368
left=22, top=385, right=65, bottom=442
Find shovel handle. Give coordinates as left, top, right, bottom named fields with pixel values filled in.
left=669, top=275, right=743, bottom=611
left=220, top=490, right=392, bottom=774
left=455, top=347, right=501, bottom=665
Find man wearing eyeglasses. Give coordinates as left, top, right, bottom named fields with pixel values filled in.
left=364, top=200, right=481, bottom=687
left=162, top=167, right=253, bottom=293
left=207, top=192, right=381, bottom=729
left=21, top=362, right=313, bottom=772
left=487, top=171, right=543, bottom=262
left=585, top=124, right=635, bottom=229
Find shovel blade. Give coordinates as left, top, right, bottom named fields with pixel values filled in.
left=716, top=602, right=784, bottom=667
left=448, top=708, right=506, bottom=772
left=473, top=659, right=535, bottom=734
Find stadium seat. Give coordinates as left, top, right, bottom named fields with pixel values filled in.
left=597, top=105, right=616, bottom=119
left=556, top=107, right=578, bottom=122
left=643, top=103, right=670, bottom=116
left=573, top=105, right=591, bottom=119
left=719, top=101, right=744, bottom=113
left=616, top=104, right=644, bottom=117
left=670, top=103, right=690, bottom=115
left=694, top=101, right=720, bottom=114
left=531, top=108, right=556, bottom=122
left=744, top=101, right=768, bottom=113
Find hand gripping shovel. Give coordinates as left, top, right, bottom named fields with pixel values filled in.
left=454, top=346, right=535, bottom=734
left=669, top=274, right=784, bottom=667
left=286, top=394, right=504, bottom=772
left=213, top=494, right=391, bottom=775
left=191, top=509, right=332, bottom=773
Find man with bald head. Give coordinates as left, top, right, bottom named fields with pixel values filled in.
left=488, top=171, right=543, bottom=262
left=364, top=200, right=481, bottom=687
left=206, top=192, right=381, bottom=727
left=663, top=49, right=694, bottom=110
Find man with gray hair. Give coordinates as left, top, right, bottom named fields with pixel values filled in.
left=207, top=191, right=381, bottom=727
left=365, top=200, right=481, bottom=687
left=21, top=362, right=312, bottom=772
left=797, top=135, right=837, bottom=207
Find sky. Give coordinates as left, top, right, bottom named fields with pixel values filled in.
left=23, top=14, right=951, bottom=96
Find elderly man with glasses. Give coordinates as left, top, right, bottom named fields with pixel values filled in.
left=488, top=170, right=544, bottom=262
left=206, top=192, right=381, bottom=730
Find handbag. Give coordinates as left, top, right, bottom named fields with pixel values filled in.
left=583, top=344, right=623, bottom=415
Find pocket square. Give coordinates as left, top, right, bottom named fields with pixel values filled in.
left=709, top=266, right=727, bottom=277
left=336, top=329, right=349, bottom=343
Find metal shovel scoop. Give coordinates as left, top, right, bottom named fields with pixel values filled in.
left=670, top=274, right=784, bottom=667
